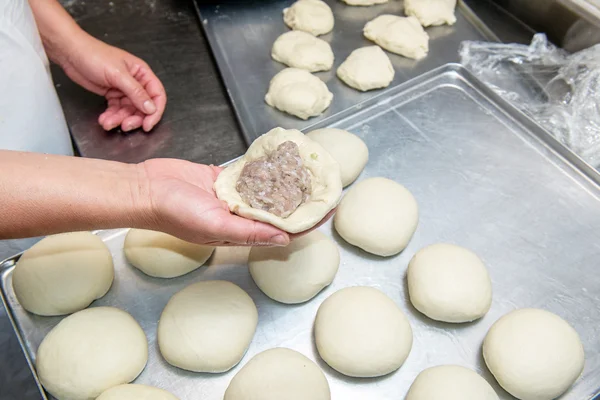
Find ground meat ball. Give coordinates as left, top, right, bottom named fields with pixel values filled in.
left=236, top=141, right=312, bottom=218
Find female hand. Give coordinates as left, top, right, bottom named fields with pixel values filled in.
left=140, top=159, right=293, bottom=247
left=60, top=35, right=166, bottom=132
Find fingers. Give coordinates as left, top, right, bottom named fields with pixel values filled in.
left=108, top=63, right=157, bottom=117
left=139, top=68, right=167, bottom=132
left=207, top=209, right=290, bottom=247
left=121, top=111, right=144, bottom=132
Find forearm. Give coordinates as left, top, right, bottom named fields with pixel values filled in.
left=28, top=0, right=88, bottom=66
left=0, top=151, right=153, bottom=239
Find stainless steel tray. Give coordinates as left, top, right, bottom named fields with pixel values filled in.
left=193, top=0, right=498, bottom=143
left=3, top=64, right=600, bottom=400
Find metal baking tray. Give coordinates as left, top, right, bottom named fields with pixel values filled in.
left=193, top=0, right=499, bottom=143
left=2, top=64, right=600, bottom=400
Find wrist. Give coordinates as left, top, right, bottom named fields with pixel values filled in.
left=127, top=162, right=159, bottom=232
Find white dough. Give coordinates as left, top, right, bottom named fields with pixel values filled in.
left=158, top=280, right=258, bottom=373
left=483, top=308, right=585, bottom=400
left=265, top=68, right=333, bottom=120
left=272, top=31, right=334, bottom=72
left=224, top=348, right=330, bottom=400
left=406, top=365, right=499, bottom=400
left=334, top=177, right=418, bottom=256
left=405, top=0, right=457, bottom=27
left=341, top=0, right=388, bottom=5
left=364, top=15, right=429, bottom=59
left=407, top=243, right=492, bottom=323
left=12, top=232, right=113, bottom=316
left=315, top=286, right=413, bottom=377
left=283, top=0, right=334, bottom=36
left=249, top=230, right=339, bottom=304
left=307, top=128, right=369, bottom=187
left=96, top=384, right=179, bottom=400
left=124, top=229, right=214, bottom=278
left=36, top=307, right=148, bottom=400
left=336, top=46, right=395, bottom=92
left=215, top=127, right=342, bottom=233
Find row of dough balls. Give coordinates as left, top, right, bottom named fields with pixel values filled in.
left=266, top=0, right=457, bottom=119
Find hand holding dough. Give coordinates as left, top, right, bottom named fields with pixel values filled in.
left=265, top=68, right=333, bottom=120
left=272, top=31, right=334, bottom=72
left=337, top=46, right=395, bottom=91
left=283, top=0, right=334, bottom=36
left=364, top=15, right=429, bottom=59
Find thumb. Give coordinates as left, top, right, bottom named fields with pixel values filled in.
left=112, top=70, right=157, bottom=115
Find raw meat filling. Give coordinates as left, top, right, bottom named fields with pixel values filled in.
left=236, top=141, right=312, bottom=218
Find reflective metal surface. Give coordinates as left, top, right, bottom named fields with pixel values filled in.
left=3, top=65, right=600, bottom=400
left=194, top=0, right=499, bottom=143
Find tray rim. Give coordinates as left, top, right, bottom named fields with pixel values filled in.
left=2, top=63, right=600, bottom=400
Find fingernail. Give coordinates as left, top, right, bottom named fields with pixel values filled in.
left=269, top=234, right=288, bottom=246
left=143, top=100, right=156, bottom=114
left=123, top=123, right=134, bottom=132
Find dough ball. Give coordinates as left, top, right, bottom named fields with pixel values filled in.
left=405, top=0, right=457, bottom=27
left=12, top=232, right=113, bottom=316
left=334, top=177, right=418, bottom=256
left=306, top=128, right=368, bottom=186
left=283, top=0, right=334, bottom=36
left=406, top=365, right=499, bottom=400
left=124, top=229, right=214, bottom=278
left=364, top=15, right=429, bottom=60
left=36, top=307, right=148, bottom=400
left=215, top=127, right=342, bottom=234
left=315, top=286, right=413, bottom=377
left=336, top=46, right=395, bottom=92
left=341, top=0, right=388, bottom=5
left=272, top=31, right=334, bottom=72
left=224, top=348, right=330, bottom=400
left=96, top=384, right=179, bottom=400
left=483, top=308, right=585, bottom=400
left=265, top=68, right=333, bottom=120
left=249, top=230, right=339, bottom=304
left=158, top=280, right=258, bottom=373
left=407, top=243, right=492, bottom=323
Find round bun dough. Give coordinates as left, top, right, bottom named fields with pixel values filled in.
left=406, top=365, right=499, bottom=400
left=483, top=308, right=585, bottom=400
left=334, top=177, right=418, bottom=256
left=224, top=348, right=330, bottom=400
left=337, top=46, right=395, bottom=92
left=283, top=0, right=334, bottom=36
left=272, top=31, right=334, bottom=72
left=249, top=230, right=339, bottom=304
left=124, top=229, right=214, bottom=278
left=407, top=243, right=492, bottom=323
left=97, top=384, right=179, bottom=400
left=12, top=232, right=113, bottom=316
left=364, top=15, right=429, bottom=60
left=405, top=0, right=457, bottom=27
left=315, top=286, right=413, bottom=377
left=36, top=307, right=148, bottom=400
left=158, top=280, right=258, bottom=373
left=307, top=128, right=369, bottom=187
left=215, top=127, right=342, bottom=234
left=265, top=68, right=333, bottom=120
left=341, top=0, right=388, bottom=5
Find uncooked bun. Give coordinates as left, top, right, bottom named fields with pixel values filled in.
left=36, top=307, right=148, bottom=400
left=271, top=31, right=334, bottom=72
left=315, top=286, right=413, bottom=377
left=12, top=232, right=113, bottom=316
left=124, top=229, right=214, bottom=278
left=158, top=280, right=258, bottom=373
left=406, top=365, right=498, bottom=399
left=405, top=0, right=457, bottom=27
left=484, top=308, right=584, bottom=400
left=364, top=15, right=429, bottom=59
left=283, top=0, right=334, bottom=36
left=249, top=230, right=339, bottom=304
left=224, top=348, right=330, bottom=400
left=306, top=128, right=369, bottom=187
left=334, top=177, right=418, bottom=256
left=407, top=243, right=492, bottom=323
left=336, top=46, right=395, bottom=92
left=96, top=384, right=179, bottom=400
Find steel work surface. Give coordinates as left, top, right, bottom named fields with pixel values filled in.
left=194, top=0, right=498, bottom=143
left=2, top=65, right=600, bottom=400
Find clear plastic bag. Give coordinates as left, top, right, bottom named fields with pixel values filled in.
left=460, top=33, right=600, bottom=167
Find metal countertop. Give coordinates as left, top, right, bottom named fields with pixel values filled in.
left=0, top=0, right=534, bottom=398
